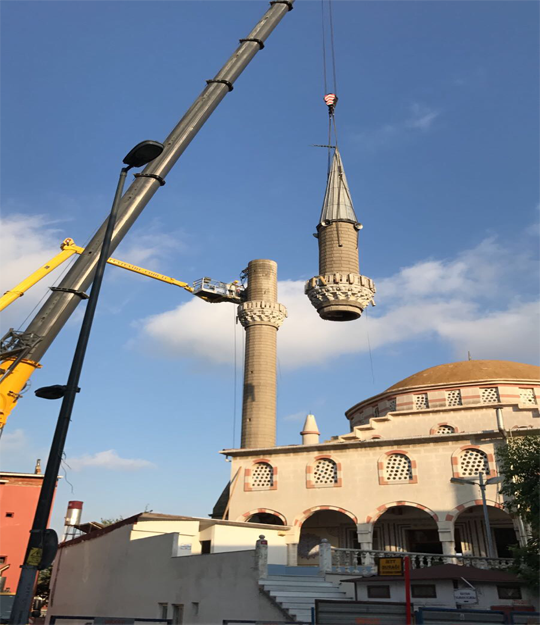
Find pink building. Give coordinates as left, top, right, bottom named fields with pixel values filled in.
left=0, top=462, right=54, bottom=593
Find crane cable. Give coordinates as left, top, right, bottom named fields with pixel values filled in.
left=321, top=0, right=339, bottom=173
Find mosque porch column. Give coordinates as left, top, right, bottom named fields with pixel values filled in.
left=357, top=522, right=374, bottom=565
left=437, top=523, right=456, bottom=562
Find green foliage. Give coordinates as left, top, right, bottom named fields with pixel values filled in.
left=497, top=436, right=540, bottom=525
left=496, top=436, right=540, bottom=589
left=35, top=566, right=52, bottom=601
left=100, top=516, right=123, bottom=526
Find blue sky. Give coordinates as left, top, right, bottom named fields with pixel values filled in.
left=1, top=0, right=538, bottom=530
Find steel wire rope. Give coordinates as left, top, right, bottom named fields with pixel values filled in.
left=232, top=306, right=238, bottom=449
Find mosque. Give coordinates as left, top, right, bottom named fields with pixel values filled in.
left=212, top=148, right=539, bottom=567
left=47, top=147, right=540, bottom=622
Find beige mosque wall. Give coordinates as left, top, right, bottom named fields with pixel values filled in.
left=226, top=436, right=506, bottom=537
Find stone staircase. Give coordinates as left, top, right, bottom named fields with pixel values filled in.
left=260, top=566, right=350, bottom=623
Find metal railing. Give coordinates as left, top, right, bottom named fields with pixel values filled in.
left=328, top=546, right=513, bottom=574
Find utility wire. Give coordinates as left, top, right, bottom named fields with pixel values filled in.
left=232, top=306, right=237, bottom=449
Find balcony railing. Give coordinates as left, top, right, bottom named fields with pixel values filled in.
left=325, top=545, right=513, bottom=574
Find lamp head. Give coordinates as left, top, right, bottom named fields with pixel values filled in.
left=35, top=384, right=67, bottom=400
left=486, top=476, right=504, bottom=485
left=123, top=140, right=164, bottom=168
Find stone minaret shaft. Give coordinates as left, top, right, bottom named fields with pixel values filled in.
left=306, top=148, right=375, bottom=321
left=238, top=260, right=287, bottom=448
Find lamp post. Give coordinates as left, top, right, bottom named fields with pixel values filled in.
left=9, top=140, right=164, bottom=625
left=450, top=473, right=503, bottom=559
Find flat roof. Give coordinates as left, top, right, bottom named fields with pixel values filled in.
left=60, top=511, right=290, bottom=549
left=0, top=472, right=44, bottom=479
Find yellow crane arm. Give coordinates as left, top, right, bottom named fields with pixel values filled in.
left=0, top=238, right=195, bottom=430
left=0, top=239, right=78, bottom=312
left=0, top=239, right=195, bottom=315
left=69, top=244, right=194, bottom=293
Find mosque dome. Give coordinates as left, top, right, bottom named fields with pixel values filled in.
left=386, top=360, right=540, bottom=393
left=345, top=360, right=540, bottom=425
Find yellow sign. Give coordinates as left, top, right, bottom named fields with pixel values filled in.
left=377, top=556, right=403, bottom=576
left=26, top=547, right=42, bottom=567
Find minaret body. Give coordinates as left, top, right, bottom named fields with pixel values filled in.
left=238, top=260, right=287, bottom=448
left=306, top=149, right=375, bottom=321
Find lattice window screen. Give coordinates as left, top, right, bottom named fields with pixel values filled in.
left=436, top=424, right=455, bottom=434
left=481, top=387, right=499, bottom=404
left=415, top=394, right=429, bottom=410
left=388, top=398, right=397, bottom=412
left=446, top=390, right=462, bottom=407
left=251, top=463, right=274, bottom=488
left=519, top=388, right=537, bottom=404
left=459, top=449, right=490, bottom=476
left=385, top=454, right=413, bottom=482
left=313, top=459, right=338, bottom=485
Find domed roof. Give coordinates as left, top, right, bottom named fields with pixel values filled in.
left=386, top=360, right=540, bottom=393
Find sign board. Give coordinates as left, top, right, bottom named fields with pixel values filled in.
left=377, top=557, right=404, bottom=576
left=454, top=588, right=478, bottom=604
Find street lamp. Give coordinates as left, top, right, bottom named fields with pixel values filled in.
left=450, top=473, right=503, bottom=559
left=9, top=140, right=164, bottom=625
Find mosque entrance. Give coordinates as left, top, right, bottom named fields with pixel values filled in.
left=454, top=505, right=518, bottom=558
left=373, top=506, right=443, bottom=554
left=297, top=510, right=357, bottom=566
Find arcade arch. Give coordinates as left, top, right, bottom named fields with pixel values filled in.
left=296, top=507, right=358, bottom=566
left=372, top=504, right=443, bottom=554
left=453, top=504, right=518, bottom=558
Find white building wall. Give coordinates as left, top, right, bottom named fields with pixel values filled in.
left=351, top=579, right=539, bottom=611
left=48, top=527, right=285, bottom=624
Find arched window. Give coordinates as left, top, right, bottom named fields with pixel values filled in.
left=313, top=459, right=338, bottom=486
left=385, top=454, right=413, bottom=482
left=252, top=462, right=274, bottom=489
left=459, top=449, right=490, bottom=477
left=436, top=424, right=455, bottom=434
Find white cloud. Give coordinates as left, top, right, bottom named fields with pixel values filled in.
left=135, top=234, right=539, bottom=369
left=66, top=449, right=155, bottom=472
left=0, top=428, right=27, bottom=451
left=405, top=103, right=440, bottom=131
left=113, top=220, right=190, bottom=271
left=0, top=213, right=68, bottom=330
left=356, top=103, right=440, bottom=149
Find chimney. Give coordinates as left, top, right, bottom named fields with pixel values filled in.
left=34, top=459, right=41, bottom=475
left=238, top=260, right=287, bottom=448
left=305, top=149, right=375, bottom=321
left=301, top=414, right=320, bottom=445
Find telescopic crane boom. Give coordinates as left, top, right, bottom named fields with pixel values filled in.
left=0, top=236, right=244, bottom=313
left=0, top=0, right=294, bottom=430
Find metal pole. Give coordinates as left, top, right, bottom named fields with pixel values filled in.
left=479, top=472, right=496, bottom=559
left=17, top=0, right=295, bottom=365
left=9, top=167, right=129, bottom=625
left=404, top=555, right=412, bottom=625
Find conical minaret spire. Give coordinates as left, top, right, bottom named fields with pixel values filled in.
left=319, top=149, right=358, bottom=224
left=305, top=148, right=376, bottom=321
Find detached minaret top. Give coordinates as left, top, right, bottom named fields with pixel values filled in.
left=319, top=149, right=359, bottom=225
left=305, top=148, right=376, bottom=322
